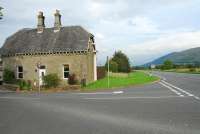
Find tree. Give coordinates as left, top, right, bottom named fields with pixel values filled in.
left=112, top=51, right=131, bottom=73
left=162, top=60, right=173, bottom=70
left=105, top=60, right=118, bottom=72
left=0, top=7, right=3, bottom=19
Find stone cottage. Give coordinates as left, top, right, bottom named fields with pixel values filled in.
left=0, top=10, right=97, bottom=86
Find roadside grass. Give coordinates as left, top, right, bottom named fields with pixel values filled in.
left=83, top=71, right=159, bottom=91
left=162, top=68, right=200, bottom=74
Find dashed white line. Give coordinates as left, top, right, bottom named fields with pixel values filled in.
left=159, top=82, right=184, bottom=97
left=161, top=80, right=200, bottom=100
left=161, top=80, right=194, bottom=97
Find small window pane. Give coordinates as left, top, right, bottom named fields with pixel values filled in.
left=40, top=65, right=46, bottom=69
left=18, top=66, right=23, bottom=72
left=18, top=73, right=23, bottom=79
left=64, top=65, right=69, bottom=71
left=63, top=64, right=69, bottom=79
left=64, top=72, right=69, bottom=78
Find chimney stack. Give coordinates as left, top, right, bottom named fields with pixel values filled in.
left=54, top=10, right=62, bottom=32
left=37, top=11, right=45, bottom=33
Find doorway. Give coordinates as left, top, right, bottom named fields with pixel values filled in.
left=39, top=65, right=46, bottom=86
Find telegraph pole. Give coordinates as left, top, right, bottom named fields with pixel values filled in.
left=107, top=56, right=110, bottom=88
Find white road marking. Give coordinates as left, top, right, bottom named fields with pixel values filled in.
left=161, top=80, right=200, bottom=100
left=84, top=96, right=184, bottom=100
left=76, top=91, right=124, bottom=95
left=159, top=82, right=184, bottom=97
left=113, top=91, right=124, bottom=94
left=194, top=96, right=200, bottom=100
left=76, top=92, right=113, bottom=95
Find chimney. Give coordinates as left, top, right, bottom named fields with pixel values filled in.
left=54, top=10, right=62, bottom=32
left=37, top=11, right=45, bottom=33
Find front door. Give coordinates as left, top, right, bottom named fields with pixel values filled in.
left=39, top=69, right=46, bottom=86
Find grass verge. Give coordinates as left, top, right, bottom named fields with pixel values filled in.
left=83, top=71, right=159, bottom=91
left=162, top=68, right=200, bottom=74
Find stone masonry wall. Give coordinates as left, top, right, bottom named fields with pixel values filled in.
left=2, top=53, right=96, bottom=86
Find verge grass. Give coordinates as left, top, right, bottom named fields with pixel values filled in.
left=83, top=71, right=159, bottom=91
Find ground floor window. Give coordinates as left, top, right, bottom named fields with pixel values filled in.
left=17, top=66, right=23, bottom=79
left=63, top=64, right=69, bottom=79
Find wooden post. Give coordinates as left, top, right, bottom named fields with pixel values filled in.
left=107, top=56, right=110, bottom=88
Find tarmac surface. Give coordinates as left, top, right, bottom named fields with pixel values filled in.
left=0, top=71, right=200, bottom=134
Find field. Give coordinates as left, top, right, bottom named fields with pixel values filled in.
left=83, top=71, right=159, bottom=91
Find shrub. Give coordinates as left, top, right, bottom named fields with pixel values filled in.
left=43, top=73, right=60, bottom=88
left=3, top=68, right=15, bottom=83
left=18, top=80, right=32, bottom=90
left=68, top=73, right=78, bottom=85
left=189, top=68, right=196, bottom=72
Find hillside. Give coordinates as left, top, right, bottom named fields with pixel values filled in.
left=144, top=47, right=200, bottom=66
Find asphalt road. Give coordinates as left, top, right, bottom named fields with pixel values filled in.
left=0, top=71, right=200, bottom=134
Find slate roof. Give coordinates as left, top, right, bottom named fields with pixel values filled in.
left=0, top=26, right=92, bottom=56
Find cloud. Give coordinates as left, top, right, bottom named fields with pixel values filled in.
left=129, top=16, right=159, bottom=33
left=122, top=31, right=200, bottom=65
left=1, top=0, right=200, bottom=66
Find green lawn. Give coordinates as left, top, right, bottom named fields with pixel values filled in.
left=83, top=71, right=159, bottom=91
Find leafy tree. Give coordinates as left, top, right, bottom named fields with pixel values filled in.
left=105, top=60, right=118, bottom=72
left=104, top=51, right=131, bottom=73
left=162, top=60, right=173, bottom=70
left=112, top=51, right=131, bottom=73
left=0, top=7, right=3, bottom=19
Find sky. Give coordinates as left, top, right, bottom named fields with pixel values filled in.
left=1, top=0, right=200, bottom=65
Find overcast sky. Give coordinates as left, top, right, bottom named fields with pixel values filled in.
left=1, top=0, right=200, bottom=65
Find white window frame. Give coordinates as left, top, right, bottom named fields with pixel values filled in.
left=17, top=66, right=23, bottom=79
left=63, top=64, right=69, bottom=79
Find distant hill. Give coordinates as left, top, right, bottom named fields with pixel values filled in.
left=143, top=47, right=200, bottom=66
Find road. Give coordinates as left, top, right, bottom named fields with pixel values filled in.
left=0, top=71, right=200, bottom=134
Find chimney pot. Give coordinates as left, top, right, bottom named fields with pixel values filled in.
left=37, top=11, right=45, bottom=33
left=54, top=9, right=62, bottom=32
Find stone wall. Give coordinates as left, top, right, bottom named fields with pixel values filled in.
left=2, top=53, right=96, bottom=86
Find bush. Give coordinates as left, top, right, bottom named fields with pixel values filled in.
left=18, top=80, right=32, bottom=90
left=43, top=73, right=60, bottom=88
left=3, top=68, right=15, bottom=83
left=189, top=68, right=196, bottom=72
left=68, top=73, right=78, bottom=85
